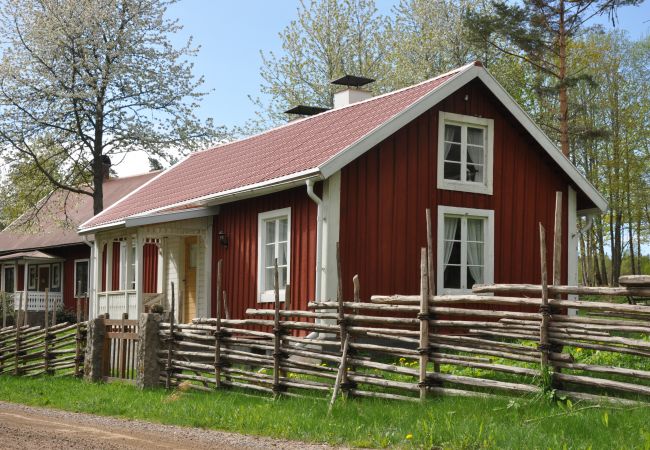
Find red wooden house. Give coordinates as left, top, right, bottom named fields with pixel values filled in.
left=0, top=170, right=158, bottom=319
left=79, top=62, right=607, bottom=322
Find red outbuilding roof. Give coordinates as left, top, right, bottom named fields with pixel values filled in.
left=0, top=171, right=159, bottom=252
left=80, top=62, right=607, bottom=232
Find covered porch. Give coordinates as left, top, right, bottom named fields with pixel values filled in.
left=0, top=251, right=64, bottom=311
left=90, top=215, right=213, bottom=322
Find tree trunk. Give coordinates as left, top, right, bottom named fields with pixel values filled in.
left=92, top=99, right=105, bottom=215
left=557, top=0, right=570, bottom=157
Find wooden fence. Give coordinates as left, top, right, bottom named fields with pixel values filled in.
left=0, top=294, right=87, bottom=378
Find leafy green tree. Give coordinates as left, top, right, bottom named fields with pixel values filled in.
left=251, top=0, right=388, bottom=128
left=466, top=0, right=642, bottom=157
left=0, top=0, right=221, bottom=215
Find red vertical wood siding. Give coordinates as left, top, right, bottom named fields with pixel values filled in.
left=111, top=242, right=121, bottom=289
left=143, top=243, right=158, bottom=294
left=212, top=187, right=317, bottom=322
left=340, top=79, right=570, bottom=304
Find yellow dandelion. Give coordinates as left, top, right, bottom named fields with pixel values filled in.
left=406, top=434, right=413, bottom=440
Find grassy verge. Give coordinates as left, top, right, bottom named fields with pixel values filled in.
left=1, top=375, right=650, bottom=449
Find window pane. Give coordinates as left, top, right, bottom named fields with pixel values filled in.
left=444, top=142, right=461, bottom=162
left=467, top=145, right=484, bottom=165
left=265, top=220, right=276, bottom=244
left=467, top=164, right=483, bottom=182
left=467, top=266, right=484, bottom=286
left=444, top=124, right=461, bottom=143
left=467, top=219, right=484, bottom=242
left=76, top=262, right=88, bottom=297
left=467, top=243, right=484, bottom=265
left=265, top=268, right=275, bottom=291
left=444, top=265, right=461, bottom=289
left=265, top=244, right=276, bottom=268
left=279, top=242, right=288, bottom=266
left=444, top=162, right=461, bottom=180
left=467, top=127, right=484, bottom=146
left=447, top=241, right=461, bottom=265
left=279, top=218, right=288, bottom=241
left=280, top=267, right=288, bottom=289
left=444, top=217, right=461, bottom=240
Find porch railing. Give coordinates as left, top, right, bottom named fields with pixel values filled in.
left=12, top=291, right=63, bottom=311
left=97, top=290, right=138, bottom=319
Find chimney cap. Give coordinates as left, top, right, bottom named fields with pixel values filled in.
left=285, top=105, right=330, bottom=116
left=331, top=74, right=375, bottom=88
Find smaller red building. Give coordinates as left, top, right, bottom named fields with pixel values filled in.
left=0, top=171, right=158, bottom=316
left=80, top=62, right=607, bottom=322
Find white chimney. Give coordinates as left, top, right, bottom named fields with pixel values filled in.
left=333, top=87, right=373, bottom=108
left=331, top=74, right=375, bottom=108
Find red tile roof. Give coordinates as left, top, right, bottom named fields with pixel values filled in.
left=81, top=66, right=468, bottom=230
left=0, top=171, right=159, bottom=252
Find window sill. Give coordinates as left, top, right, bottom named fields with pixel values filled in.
left=258, top=290, right=286, bottom=303
left=437, top=180, right=492, bottom=195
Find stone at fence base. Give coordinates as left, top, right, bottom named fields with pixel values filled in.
left=136, top=313, right=162, bottom=389
left=84, top=316, right=106, bottom=382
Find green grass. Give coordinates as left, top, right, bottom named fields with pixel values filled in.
left=1, top=375, right=650, bottom=449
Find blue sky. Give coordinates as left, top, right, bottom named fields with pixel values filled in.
left=165, top=0, right=650, bottom=129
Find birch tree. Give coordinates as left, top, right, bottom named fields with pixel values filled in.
left=0, top=0, right=221, bottom=215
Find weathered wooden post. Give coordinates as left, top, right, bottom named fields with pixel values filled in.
left=214, top=259, right=223, bottom=389
left=426, top=208, right=440, bottom=374
left=418, top=248, right=429, bottom=401
left=136, top=312, right=162, bottom=389
left=165, top=282, right=176, bottom=389
left=222, top=290, right=231, bottom=320
left=74, top=293, right=84, bottom=377
left=552, top=192, right=563, bottom=293
left=539, top=224, right=551, bottom=376
left=14, top=292, right=23, bottom=376
left=272, top=259, right=283, bottom=398
left=43, top=288, right=51, bottom=375
left=2, top=292, right=6, bottom=329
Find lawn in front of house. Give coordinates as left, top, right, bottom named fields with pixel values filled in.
left=1, top=375, right=649, bottom=449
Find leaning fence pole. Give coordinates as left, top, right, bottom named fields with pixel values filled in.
left=552, top=192, right=563, bottom=294
left=418, top=248, right=430, bottom=401
left=165, top=282, right=175, bottom=389
left=14, top=292, right=23, bottom=376
left=43, top=288, right=50, bottom=375
left=2, top=292, right=6, bottom=328
left=214, top=259, right=223, bottom=389
left=74, top=291, right=83, bottom=377
left=272, top=259, right=283, bottom=398
left=335, top=243, right=351, bottom=396
left=539, top=224, right=551, bottom=373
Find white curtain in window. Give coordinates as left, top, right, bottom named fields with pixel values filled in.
left=444, top=126, right=457, bottom=159
left=444, top=217, right=459, bottom=267
left=467, top=219, right=484, bottom=284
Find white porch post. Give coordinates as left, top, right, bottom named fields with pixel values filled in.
left=135, top=230, right=144, bottom=318
left=90, top=239, right=98, bottom=319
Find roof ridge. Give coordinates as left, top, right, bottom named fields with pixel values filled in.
left=191, top=62, right=475, bottom=158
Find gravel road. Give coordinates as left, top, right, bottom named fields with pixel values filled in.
left=0, top=401, right=341, bottom=449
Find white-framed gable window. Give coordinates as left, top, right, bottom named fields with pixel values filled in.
left=258, top=207, right=291, bottom=303
left=437, top=206, right=494, bottom=294
left=437, top=111, right=494, bottom=195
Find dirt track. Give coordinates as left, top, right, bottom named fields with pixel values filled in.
left=0, top=401, right=339, bottom=449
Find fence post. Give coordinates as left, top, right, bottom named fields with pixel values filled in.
left=538, top=224, right=551, bottom=377
left=214, top=260, right=223, bottom=389
left=272, top=259, right=284, bottom=398
left=84, top=315, right=106, bottom=382
left=165, top=282, right=176, bottom=389
left=418, top=248, right=430, bottom=401
left=74, top=296, right=85, bottom=377
left=136, top=312, right=162, bottom=389
left=43, top=288, right=52, bottom=375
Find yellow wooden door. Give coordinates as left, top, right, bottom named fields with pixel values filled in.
left=183, top=236, right=198, bottom=323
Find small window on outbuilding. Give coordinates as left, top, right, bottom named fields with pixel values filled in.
left=257, top=208, right=291, bottom=303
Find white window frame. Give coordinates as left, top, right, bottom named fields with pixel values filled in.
left=437, top=206, right=494, bottom=295
left=437, top=111, right=494, bottom=195
left=74, top=259, right=90, bottom=298
left=257, top=207, right=291, bottom=303
left=50, top=263, right=61, bottom=291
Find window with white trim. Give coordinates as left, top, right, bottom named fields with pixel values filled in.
left=438, top=111, right=493, bottom=195
left=74, top=259, right=89, bottom=298
left=258, top=208, right=291, bottom=303
left=437, top=206, right=494, bottom=294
